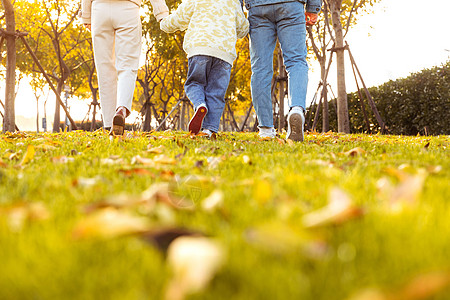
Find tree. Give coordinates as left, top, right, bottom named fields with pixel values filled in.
left=1, top=0, right=16, bottom=132
left=307, top=0, right=382, bottom=133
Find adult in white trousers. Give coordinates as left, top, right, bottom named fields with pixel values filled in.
left=81, top=0, right=142, bottom=135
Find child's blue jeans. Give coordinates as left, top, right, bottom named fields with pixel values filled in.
left=185, top=55, right=232, bottom=133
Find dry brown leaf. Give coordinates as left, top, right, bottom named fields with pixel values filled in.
left=0, top=202, right=50, bottom=231
left=72, top=208, right=151, bottom=239
left=147, top=145, right=165, bottom=154
left=165, top=237, right=225, bottom=300
left=344, top=147, right=366, bottom=157
left=131, top=155, right=154, bottom=165
left=302, top=188, right=363, bottom=228
left=153, top=154, right=177, bottom=165
left=140, top=227, right=203, bottom=253
left=286, top=139, right=295, bottom=147
left=51, top=156, right=74, bottom=164
left=118, top=168, right=155, bottom=177
left=348, top=271, right=450, bottom=300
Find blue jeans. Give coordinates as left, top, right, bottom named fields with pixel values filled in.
left=248, top=1, right=308, bottom=127
left=185, top=55, right=232, bottom=132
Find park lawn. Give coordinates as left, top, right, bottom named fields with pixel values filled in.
left=0, top=130, right=449, bottom=300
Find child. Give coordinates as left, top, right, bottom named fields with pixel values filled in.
left=155, top=0, right=249, bottom=137
left=81, top=0, right=146, bottom=135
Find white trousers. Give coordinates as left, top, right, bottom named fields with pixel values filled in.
left=91, top=0, right=142, bottom=127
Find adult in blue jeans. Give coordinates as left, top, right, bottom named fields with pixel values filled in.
left=241, top=0, right=321, bottom=141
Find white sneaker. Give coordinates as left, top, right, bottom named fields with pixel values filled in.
left=286, top=107, right=305, bottom=142
left=201, top=129, right=213, bottom=137
left=258, top=127, right=277, bottom=139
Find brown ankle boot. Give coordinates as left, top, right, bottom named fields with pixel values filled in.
left=111, top=106, right=129, bottom=136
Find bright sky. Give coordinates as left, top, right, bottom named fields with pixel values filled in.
left=2, top=0, right=450, bottom=131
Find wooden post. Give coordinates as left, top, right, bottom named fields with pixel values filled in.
left=349, top=54, right=371, bottom=133
left=346, top=42, right=385, bottom=133
left=156, top=99, right=182, bottom=131
left=240, top=103, right=253, bottom=132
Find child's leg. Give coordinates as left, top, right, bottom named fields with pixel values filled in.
left=202, top=58, right=232, bottom=133
left=112, top=1, right=142, bottom=114
left=91, top=1, right=117, bottom=128
left=184, top=56, right=209, bottom=109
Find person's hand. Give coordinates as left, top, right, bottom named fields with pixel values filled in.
left=305, top=12, right=318, bottom=26
left=156, top=11, right=169, bottom=22
left=84, top=24, right=91, bottom=31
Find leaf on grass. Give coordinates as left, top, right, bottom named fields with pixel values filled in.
left=118, top=168, right=155, bottom=177
left=242, top=155, right=252, bottom=165
left=19, top=145, right=35, bottom=165
left=82, top=194, right=144, bottom=214
left=51, top=156, right=74, bottom=164
left=377, top=168, right=428, bottom=213
left=72, top=208, right=151, bottom=239
left=147, top=145, right=165, bottom=154
left=132, top=155, right=176, bottom=166
left=34, top=143, right=57, bottom=152
left=426, top=165, right=442, bottom=174
left=201, top=189, right=224, bottom=212
left=165, top=237, right=225, bottom=300
left=153, top=154, right=177, bottom=165
left=302, top=188, right=363, bottom=228
left=73, top=176, right=103, bottom=188
left=286, top=139, right=295, bottom=147
left=0, top=202, right=50, bottom=231
left=140, top=227, right=203, bottom=253
left=101, top=155, right=125, bottom=165
left=245, top=222, right=328, bottom=258
left=344, top=147, right=366, bottom=157
left=252, top=179, right=273, bottom=205
left=206, top=156, right=222, bottom=170
left=348, top=271, right=450, bottom=300
left=0, top=158, right=6, bottom=168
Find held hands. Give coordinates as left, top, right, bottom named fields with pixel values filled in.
left=150, top=0, right=170, bottom=22
left=305, top=12, right=318, bottom=26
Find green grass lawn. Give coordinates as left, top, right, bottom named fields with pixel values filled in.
left=0, top=130, right=449, bottom=300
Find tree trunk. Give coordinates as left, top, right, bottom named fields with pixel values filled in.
left=321, top=63, right=329, bottom=132
left=36, top=97, right=40, bottom=133
left=53, top=80, right=63, bottom=132
left=2, top=0, right=16, bottom=133
left=143, top=101, right=152, bottom=132
left=329, top=0, right=350, bottom=133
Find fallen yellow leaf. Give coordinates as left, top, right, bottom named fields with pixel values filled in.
left=302, top=188, right=363, bottom=228
left=165, top=237, right=225, bottom=300
left=19, top=145, right=35, bottom=165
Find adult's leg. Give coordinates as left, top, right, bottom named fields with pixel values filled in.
left=203, top=58, right=232, bottom=133
left=113, top=1, right=142, bottom=115
left=92, top=1, right=116, bottom=128
left=276, top=2, right=309, bottom=110
left=248, top=5, right=277, bottom=128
